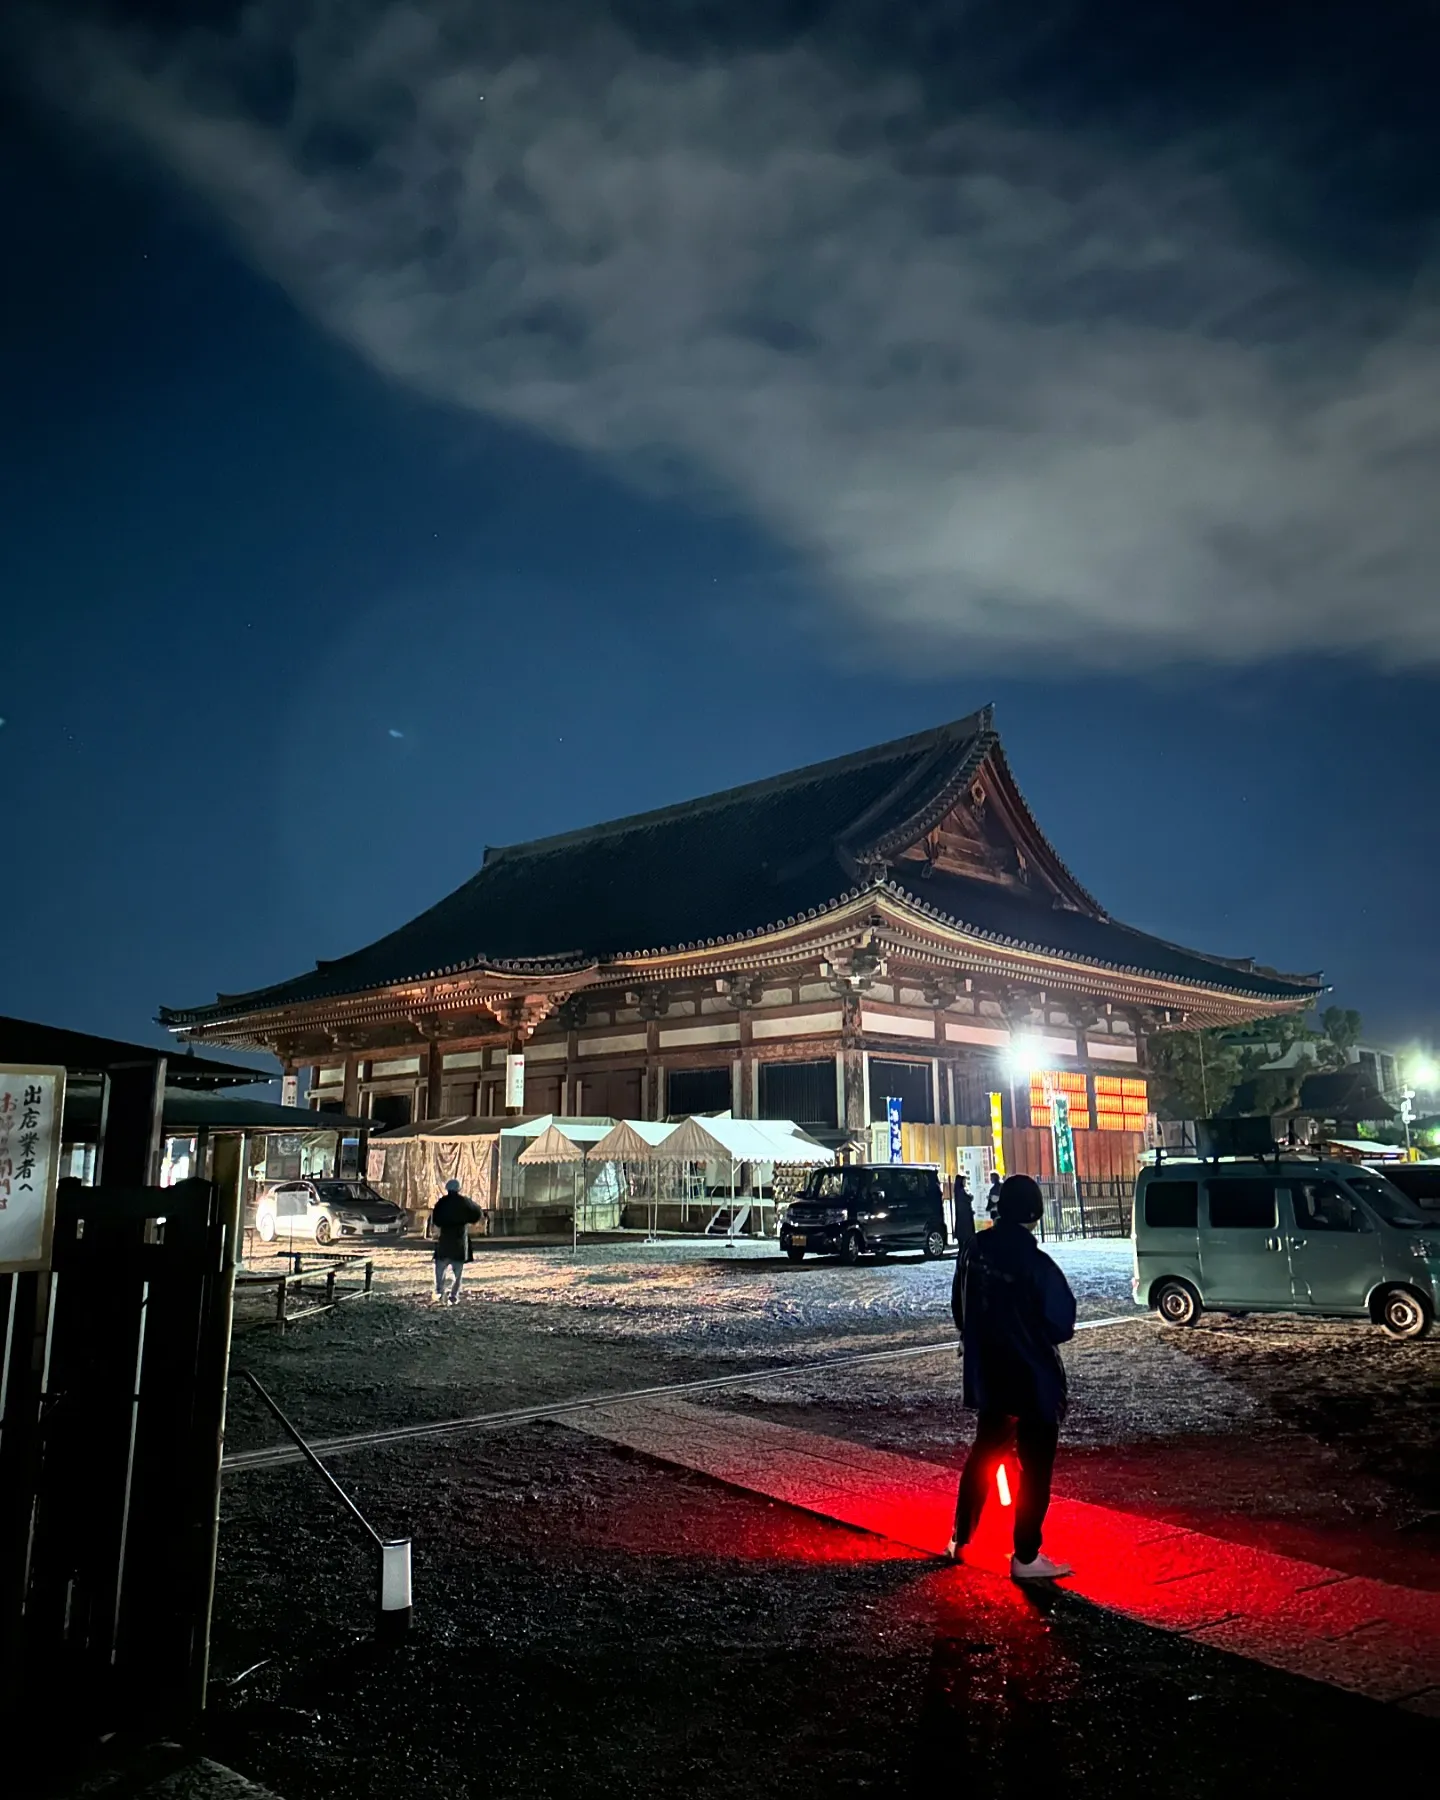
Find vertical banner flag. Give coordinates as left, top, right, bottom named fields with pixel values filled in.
left=0, top=1064, right=66, bottom=1272
left=505, top=1053, right=526, bottom=1109
left=989, top=1090, right=1006, bottom=1180
left=1051, top=1090, right=1076, bottom=1177
left=886, top=1095, right=903, bottom=1163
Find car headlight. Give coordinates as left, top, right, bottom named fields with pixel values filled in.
left=856, top=1210, right=883, bottom=1222
left=822, top=1208, right=847, bottom=1225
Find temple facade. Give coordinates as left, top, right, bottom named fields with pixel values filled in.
left=162, top=710, right=1323, bottom=1137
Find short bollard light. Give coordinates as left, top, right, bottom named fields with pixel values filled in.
left=379, top=1539, right=413, bottom=1642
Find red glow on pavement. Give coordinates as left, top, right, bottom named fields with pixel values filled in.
left=996, top=1464, right=1012, bottom=1508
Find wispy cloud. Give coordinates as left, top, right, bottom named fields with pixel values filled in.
left=37, top=1, right=1440, bottom=665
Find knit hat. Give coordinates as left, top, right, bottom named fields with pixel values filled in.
left=996, top=1174, right=1044, bottom=1224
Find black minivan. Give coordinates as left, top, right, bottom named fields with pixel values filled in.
left=780, top=1166, right=948, bottom=1264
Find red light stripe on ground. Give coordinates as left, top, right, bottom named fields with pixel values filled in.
left=564, top=1397, right=1440, bottom=1717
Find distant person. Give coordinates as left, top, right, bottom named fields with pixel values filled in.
left=986, top=1171, right=1004, bottom=1220
left=431, top=1178, right=482, bottom=1306
left=951, top=1172, right=977, bottom=1247
left=947, top=1173, right=1077, bottom=1581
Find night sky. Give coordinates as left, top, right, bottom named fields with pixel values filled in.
left=3, top=1, right=1437, bottom=1064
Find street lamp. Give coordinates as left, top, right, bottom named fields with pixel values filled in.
left=1003, top=1037, right=1041, bottom=1129
left=1400, top=1056, right=1438, bottom=1157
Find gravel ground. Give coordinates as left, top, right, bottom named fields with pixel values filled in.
left=227, top=1237, right=1130, bottom=1448
left=210, top=1234, right=1440, bottom=1796
left=209, top=1427, right=1438, bottom=1800
left=230, top=1236, right=1440, bottom=1581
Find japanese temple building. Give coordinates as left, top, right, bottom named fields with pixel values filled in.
left=162, top=710, right=1322, bottom=1137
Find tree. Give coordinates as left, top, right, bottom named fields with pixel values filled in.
left=1318, top=1007, right=1363, bottom=1070
left=1147, top=1029, right=1244, bottom=1121
left=1147, top=1007, right=1363, bottom=1121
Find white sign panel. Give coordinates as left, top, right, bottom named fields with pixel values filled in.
left=0, top=1064, right=66, bottom=1272
left=504, top=1053, right=526, bottom=1109
left=281, top=1075, right=299, bottom=1109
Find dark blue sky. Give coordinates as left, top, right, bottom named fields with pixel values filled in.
left=3, top=1, right=1437, bottom=1060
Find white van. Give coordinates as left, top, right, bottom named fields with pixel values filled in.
left=1132, top=1156, right=1439, bottom=1339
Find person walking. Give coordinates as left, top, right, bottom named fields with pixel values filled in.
left=986, top=1171, right=1004, bottom=1220
left=431, top=1178, right=482, bottom=1306
left=947, top=1173, right=1076, bottom=1580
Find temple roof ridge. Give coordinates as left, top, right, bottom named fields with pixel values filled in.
left=480, top=707, right=993, bottom=868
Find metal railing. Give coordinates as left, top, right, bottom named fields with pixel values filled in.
left=1034, top=1177, right=1133, bottom=1240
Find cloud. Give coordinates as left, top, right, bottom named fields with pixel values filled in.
left=39, top=1, right=1440, bottom=666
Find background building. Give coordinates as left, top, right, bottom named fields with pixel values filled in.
left=163, top=710, right=1321, bottom=1155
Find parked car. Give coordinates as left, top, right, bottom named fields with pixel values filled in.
left=1132, top=1156, right=1439, bottom=1339
left=780, top=1166, right=947, bottom=1264
left=254, top=1179, right=404, bottom=1246
left=1367, top=1161, right=1440, bottom=1212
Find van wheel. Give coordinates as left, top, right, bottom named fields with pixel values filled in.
left=786, top=1247, right=805, bottom=1263
left=839, top=1229, right=863, bottom=1266
left=1154, top=1279, right=1200, bottom=1327
left=922, top=1226, right=947, bottom=1260
left=1377, top=1287, right=1432, bottom=1340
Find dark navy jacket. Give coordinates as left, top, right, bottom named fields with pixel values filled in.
left=431, top=1190, right=483, bottom=1262
left=951, top=1221, right=1077, bottom=1422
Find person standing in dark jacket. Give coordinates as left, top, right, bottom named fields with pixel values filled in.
left=947, top=1173, right=1077, bottom=1579
left=431, top=1179, right=483, bottom=1306
left=951, top=1172, right=977, bottom=1248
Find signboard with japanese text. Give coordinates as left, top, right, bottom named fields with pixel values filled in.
left=885, top=1095, right=903, bottom=1163
left=989, top=1091, right=1006, bottom=1180
left=1050, top=1090, right=1076, bottom=1177
left=281, top=1075, right=299, bottom=1109
left=0, top=1064, right=66, bottom=1271
left=505, top=1053, right=526, bottom=1109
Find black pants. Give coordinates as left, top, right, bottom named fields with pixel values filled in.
left=952, top=1408, right=1060, bottom=1563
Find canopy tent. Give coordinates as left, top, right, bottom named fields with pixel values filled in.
left=516, top=1124, right=587, bottom=1165
left=691, top=1114, right=832, bottom=1165
left=589, top=1120, right=679, bottom=1239
left=369, top=1115, right=612, bottom=1218
left=653, top=1112, right=835, bottom=1237
left=660, top=1115, right=731, bottom=1162
left=590, top=1119, right=678, bottom=1161
left=371, top=1110, right=833, bottom=1240
left=516, top=1121, right=626, bottom=1248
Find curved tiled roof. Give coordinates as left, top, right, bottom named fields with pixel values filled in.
left=884, top=873, right=1315, bottom=1001
left=162, top=710, right=1319, bottom=1025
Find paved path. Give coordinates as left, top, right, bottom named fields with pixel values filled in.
left=565, top=1396, right=1440, bottom=1717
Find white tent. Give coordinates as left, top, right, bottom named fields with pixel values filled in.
left=589, top=1119, right=679, bottom=1239
left=657, top=1113, right=833, bottom=1238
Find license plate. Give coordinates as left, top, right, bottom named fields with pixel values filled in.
left=791, top=1234, right=806, bottom=1249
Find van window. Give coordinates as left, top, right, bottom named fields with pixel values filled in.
left=1288, top=1181, right=1367, bottom=1233
left=1345, top=1172, right=1427, bottom=1229
left=1144, top=1181, right=1198, bottom=1229
left=1207, top=1180, right=1276, bottom=1229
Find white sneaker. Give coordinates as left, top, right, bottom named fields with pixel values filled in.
left=1010, top=1552, right=1072, bottom=1581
